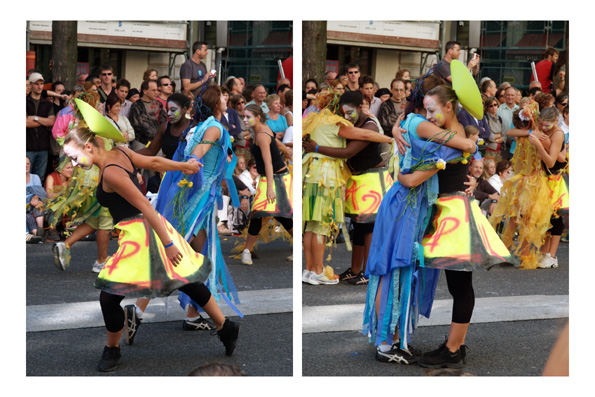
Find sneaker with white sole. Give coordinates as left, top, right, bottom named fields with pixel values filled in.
left=376, top=344, right=418, bottom=365
left=52, top=242, right=70, bottom=271
left=241, top=249, right=253, bottom=265
left=286, top=254, right=293, bottom=262
left=183, top=316, right=215, bottom=331
left=538, top=253, right=559, bottom=269
left=92, top=260, right=105, bottom=273
left=124, top=304, right=142, bottom=345
left=302, top=269, right=312, bottom=283
left=309, top=271, right=339, bottom=285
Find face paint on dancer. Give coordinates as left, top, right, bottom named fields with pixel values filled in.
left=167, top=101, right=183, bottom=123
left=63, top=143, right=93, bottom=170
left=424, top=96, right=446, bottom=127
left=341, top=104, right=359, bottom=124
left=243, top=111, right=257, bottom=127
left=540, top=121, right=555, bottom=132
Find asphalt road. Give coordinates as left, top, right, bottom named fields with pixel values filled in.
left=26, top=235, right=293, bottom=376
left=302, top=236, right=569, bottom=376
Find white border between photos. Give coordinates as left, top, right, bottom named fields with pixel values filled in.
left=4, top=0, right=591, bottom=394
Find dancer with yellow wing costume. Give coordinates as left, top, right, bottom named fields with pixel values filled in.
left=490, top=106, right=568, bottom=269
left=63, top=100, right=239, bottom=373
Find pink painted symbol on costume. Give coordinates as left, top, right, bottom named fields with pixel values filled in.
left=106, top=241, right=141, bottom=275
left=424, top=217, right=460, bottom=253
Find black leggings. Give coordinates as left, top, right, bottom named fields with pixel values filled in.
left=247, top=216, right=293, bottom=236
left=99, top=282, right=212, bottom=333
left=548, top=215, right=565, bottom=236
left=445, top=270, right=475, bottom=324
left=352, top=222, right=375, bottom=246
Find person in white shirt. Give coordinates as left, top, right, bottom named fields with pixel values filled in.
left=487, top=159, right=512, bottom=194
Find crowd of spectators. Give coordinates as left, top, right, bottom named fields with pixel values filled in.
left=26, top=41, right=293, bottom=243
left=302, top=43, right=569, bottom=239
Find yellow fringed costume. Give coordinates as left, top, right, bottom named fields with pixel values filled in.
left=489, top=137, right=553, bottom=269
left=302, top=108, right=352, bottom=239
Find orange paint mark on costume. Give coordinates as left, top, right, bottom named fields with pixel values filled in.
left=424, top=217, right=460, bottom=253
left=344, top=180, right=361, bottom=211
left=360, top=191, right=382, bottom=215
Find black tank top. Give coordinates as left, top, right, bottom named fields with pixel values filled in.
left=161, top=123, right=180, bottom=160
left=96, top=148, right=143, bottom=223
left=346, top=118, right=382, bottom=173
left=542, top=159, right=567, bottom=174
left=438, top=161, right=469, bottom=194
left=250, top=130, right=286, bottom=175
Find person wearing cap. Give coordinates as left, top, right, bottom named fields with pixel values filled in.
left=26, top=72, right=56, bottom=180
left=377, top=78, right=407, bottom=136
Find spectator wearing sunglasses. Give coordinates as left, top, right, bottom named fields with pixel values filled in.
left=344, top=64, right=360, bottom=92
left=156, top=75, right=174, bottom=110
left=97, top=65, right=114, bottom=104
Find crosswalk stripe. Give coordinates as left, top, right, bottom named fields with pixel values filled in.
left=26, top=288, right=293, bottom=332
left=303, top=294, right=568, bottom=334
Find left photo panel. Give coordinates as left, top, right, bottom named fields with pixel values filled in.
left=25, top=20, right=293, bottom=376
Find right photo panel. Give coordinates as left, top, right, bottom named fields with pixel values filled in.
left=302, top=20, right=569, bottom=376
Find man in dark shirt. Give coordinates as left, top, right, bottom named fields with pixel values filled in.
left=180, top=41, right=215, bottom=99
left=26, top=72, right=55, bottom=180
left=378, top=78, right=407, bottom=136
left=128, top=80, right=167, bottom=150
left=344, top=64, right=360, bottom=92
left=434, top=41, right=479, bottom=85
left=97, top=65, right=114, bottom=103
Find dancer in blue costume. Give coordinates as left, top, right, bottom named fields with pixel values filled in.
left=122, top=87, right=242, bottom=344
left=362, top=73, right=479, bottom=365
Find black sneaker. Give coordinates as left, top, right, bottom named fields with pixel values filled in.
left=124, top=304, right=142, bottom=345
left=339, top=268, right=357, bottom=282
left=183, top=316, right=215, bottom=331
left=97, top=345, right=121, bottom=372
left=347, top=272, right=369, bottom=285
left=418, top=341, right=467, bottom=369
left=217, top=319, right=240, bottom=356
left=376, top=343, right=418, bottom=365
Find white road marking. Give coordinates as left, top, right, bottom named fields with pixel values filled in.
left=303, top=295, right=568, bottom=334
left=26, top=288, right=292, bottom=332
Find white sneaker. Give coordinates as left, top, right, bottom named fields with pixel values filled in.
left=92, top=260, right=105, bottom=273
left=309, top=271, right=339, bottom=285
left=302, top=269, right=313, bottom=283
left=286, top=254, right=293, bottom=262
left=538, top=253, right=559, bottom=269
left=241, top=249, right=253, bottom=265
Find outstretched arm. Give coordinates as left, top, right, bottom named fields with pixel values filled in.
left=121, top=145, right=201, bottom=174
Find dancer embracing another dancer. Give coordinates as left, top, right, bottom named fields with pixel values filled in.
left=302, top=90, right=393, bottom=285
left=362, top=61, right=514, bottom=369
left=64, top=99, right=239, bottom=372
